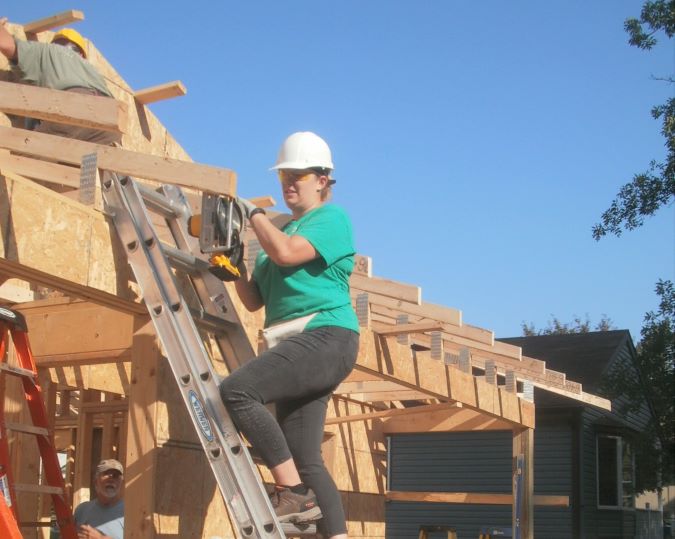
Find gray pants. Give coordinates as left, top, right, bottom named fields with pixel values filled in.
left=219, top=326, right=359, bottom=537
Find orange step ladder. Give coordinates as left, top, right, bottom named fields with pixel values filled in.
left=0, top=306, right=78, bottom=539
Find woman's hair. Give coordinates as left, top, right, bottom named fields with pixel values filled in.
left=311, top=168, right=334, bottom=202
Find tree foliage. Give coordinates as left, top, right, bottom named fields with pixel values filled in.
left=521, top=314, right=614, bottom=336
left=592, top=0, right=675, bottom=240
left=602, top=280, right=675, bottom=491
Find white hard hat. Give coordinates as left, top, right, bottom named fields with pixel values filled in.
left=271, top=131, right=334, bottom=171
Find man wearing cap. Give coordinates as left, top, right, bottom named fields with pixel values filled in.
left=73, top=458, right=125, bottom=539
left=0, top=17, right=120, bottom=145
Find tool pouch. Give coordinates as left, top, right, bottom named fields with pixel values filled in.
left=261, top=313, right=318, bottom=349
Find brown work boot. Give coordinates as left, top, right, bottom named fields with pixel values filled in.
left=270, top=486, right=322, bottom=523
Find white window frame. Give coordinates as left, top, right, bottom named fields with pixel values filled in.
left=596, top=434, right=636, bottom=510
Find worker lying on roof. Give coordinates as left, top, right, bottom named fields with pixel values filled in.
left=0, top=18, right=120, bottom=145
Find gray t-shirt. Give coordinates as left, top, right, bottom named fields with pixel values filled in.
left=73, top=499, right=124, bottom=539
left=13, top=40, right=112, bottom=97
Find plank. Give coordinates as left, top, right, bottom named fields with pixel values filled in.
left=125, top=318, right=161, bottom=539
left=0, top=126, right=237, bottom=195
left=371, top=321, right=444, bottom=336
left=354, top=291, right=462, bottom=326
left=382, top=405, right=515, bottom=433
left=350, top=273, right=421, bottom=305
left=385, top=491, right=568, bottom=507
left=22, top=10, right=85, bottom=34
left=134, top=81, right=187, bottom=105
left=0, top=81, right=126, bottom=133
left=0, top=152, right=80, bottom=188
left=0, top=258, right=145, bottom=316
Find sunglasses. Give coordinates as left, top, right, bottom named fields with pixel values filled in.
left=277, top=170, right=319, bottom=184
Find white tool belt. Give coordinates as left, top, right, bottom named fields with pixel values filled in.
left=261, top=313, right=318, bottom=349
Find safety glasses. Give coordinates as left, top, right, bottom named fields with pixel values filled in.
left=277, top=170, right=319, bottom=184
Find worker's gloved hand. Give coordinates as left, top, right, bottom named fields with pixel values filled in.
left=235, top=196, right=257, bottom=219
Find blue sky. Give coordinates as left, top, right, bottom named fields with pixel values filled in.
left=6, top=1, right=674, bottom=341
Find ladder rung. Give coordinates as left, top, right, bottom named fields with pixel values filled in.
left=19, top=521, right=53, bottom=528
left=5, top=422, right=49, bottom=437
left=14, top=483, right=63, bottom=495
left=0, top=362, right=36, bottom=379
left=190, top=309, right=237, bottom=333
left=281, top=522, right=318, bottom=536
left=162, top=242, right=210, bottom=274
left=138, top=183, right=186, bottom=218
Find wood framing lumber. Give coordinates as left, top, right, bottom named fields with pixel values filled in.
left=249, top=196, right=276, bottom=208
left=355, top=331, right=536, bottom=427
left=134, top=81, right=187, bottom=105
left=0, top=81, right=127, bottom=134
left=385, top=491, right=569, bottom=507
left=350, top=273, right=421, bottom=305
left=354, top=290, right=462, bottom=326
left=353, top=254, right=372, bottom=277
left=0, top=258, right=145, bottom=315
left=0, top=127, right=237, bottom=195
left=326, top=402, right=460, bottom=425
left=381, top=404, right=516, bottom=433
left=22, top=10, right=85, bottom=34
left=371, top=321, right=444, bottom=336
left=16, top=298, right=137, bottom=363
left=0, top=152, right=80, bottom=188
left=514, top=427, right=535, bottom=538
left=0, top=281, right=34, bottom=303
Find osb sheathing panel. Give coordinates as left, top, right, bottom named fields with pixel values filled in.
left=327, top=398, right=387, bottom=495
left=0, top=170, right=127, bottom=296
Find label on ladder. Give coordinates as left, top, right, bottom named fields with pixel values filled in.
left=0, top=469, right=11, bottom=508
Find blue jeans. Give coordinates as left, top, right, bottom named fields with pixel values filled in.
left=219, top=326, right=359, bottom=537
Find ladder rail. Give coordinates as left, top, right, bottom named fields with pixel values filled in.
left=101, top=172, right=285, bottom=539
left=0, top=318, right=78, bottom=539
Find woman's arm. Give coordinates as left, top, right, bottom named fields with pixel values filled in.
left=248, top=213, right=317, bottom=267
left=233, top=257, right=264, bottom=312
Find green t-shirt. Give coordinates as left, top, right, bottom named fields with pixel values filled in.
left=252, top=204, right=359, bottom=333
left=14, top=40, right=112, bottom=97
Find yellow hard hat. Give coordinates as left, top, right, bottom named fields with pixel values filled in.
left=52, top=28, right=87, bottom=58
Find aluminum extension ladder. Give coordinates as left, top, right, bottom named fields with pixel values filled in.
left=98, top=169, right=314, bottom=538
left=0, top=307, right=78, bottom=539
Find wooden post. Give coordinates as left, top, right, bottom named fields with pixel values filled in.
left=513, top=427, right=534, bottom=539
left=73, top=390, right=96, bottom=507
left=124, top=317, right=161, bottom=539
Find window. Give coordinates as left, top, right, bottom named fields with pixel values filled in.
left=597, top=434, right=635, bottom=508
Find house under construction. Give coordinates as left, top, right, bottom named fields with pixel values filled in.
left=0, top=10, right=611, bottom=539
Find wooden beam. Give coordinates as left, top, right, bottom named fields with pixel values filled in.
left=353, top=254, right=372, bottom=277
left=371, top=321, right=444, bottom=336
left=382, top=405, right=515, bottom=433
left=17, top=298, right=136, bottom=358
left=326, top=401, right=459, bottom=425
left=350, top=273, right=421, bottom=305
left=125, top=318, right=161, bottom=538
left=134, top=81, right=187, bottom=105
left=354, top=291, right=462, bottom=326
left=514, top=427, right=534, bottom=539
left=0, top=258, right=145, bottom=316
left=0, top=152, right=80, bottom=188
left=0, top=81, right=126, bottom=134
left=249, top=196, right=276, bottom=209
left=386, top=491, right=569, bottom=507
left=0, top=127, right=237, bottom=195
left=22, top=10, right=85, bottom=34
